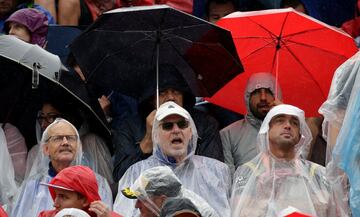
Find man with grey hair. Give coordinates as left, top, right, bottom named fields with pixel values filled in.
left=11, top=118, right=112, bottom=217
left=221, top=72, right=282, bottom=173
left=114, top=102, right=231, bottom=217
left=231, top=104, right=335, bottom=217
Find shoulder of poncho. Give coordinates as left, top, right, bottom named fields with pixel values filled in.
left=191, top=155, right=229, bottom=170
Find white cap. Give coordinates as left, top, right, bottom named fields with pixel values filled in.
left=155, top=101, right=190, bottom=121
left=55, top=208, right=90, bottom=217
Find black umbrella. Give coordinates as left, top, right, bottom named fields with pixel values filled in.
left=0, top=35, right=110, bottom=146
left=70, top=5, right=243, bottom=107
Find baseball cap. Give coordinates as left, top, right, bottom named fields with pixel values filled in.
left=155, top=101, right=190, bottom=121
left=121, top=166, right=182, bottom=199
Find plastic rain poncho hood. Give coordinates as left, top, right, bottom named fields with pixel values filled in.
left=11, top=119, right=112, bottom=217
left=114, top=102, right=231, bottom=217
left=121, top=166, right=214, bottom=217
left=319, top=51, right=360, bottom=216
left=0, top=125, right=18, bottom=207
left=231, top=104, right=334, bottom=217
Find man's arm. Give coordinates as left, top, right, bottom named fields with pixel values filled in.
left=112, top=116, right=151, bottom=182
left=35, top=0, right=56, bottom=22
left=58, top=0, right=81, bottom=25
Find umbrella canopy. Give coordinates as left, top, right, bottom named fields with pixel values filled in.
left=70, top=5, right=243, bottom=103
left=0, top=35, right=110, bottom=145
left=206, top=8, right=358, bottom=117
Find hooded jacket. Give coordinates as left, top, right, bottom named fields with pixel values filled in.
left=114, top=102, right=231, bottom=217
left=231, top=105, right=334, bottom=217
left=112, top=65, right=223, bottom=182
left=38, top=166, right=121, bottom=217
left=220, top=72, right=282, bottom=174
left=5, top=8, right=48, bottom=47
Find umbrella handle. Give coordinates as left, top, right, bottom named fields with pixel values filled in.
left=32, top=63, right=40, bottom=89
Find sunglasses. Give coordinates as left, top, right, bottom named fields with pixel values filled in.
left=160, top=120, right=189, bottom=131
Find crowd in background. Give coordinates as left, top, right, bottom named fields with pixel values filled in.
left=1, top=0, right=360, bottom=217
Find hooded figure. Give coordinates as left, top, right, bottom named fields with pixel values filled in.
left=4, top=8, right=48, bottom=47
left=11, top=119, right=112, bottom=217
left=112, top=64, right=223, bottom=182
left=231, top=104, right=334, bottom=217
left=319, top=51, right=360, bottom=216
left=120, top=166, right=215, bottom=217
left=39, top=165, right=121, bottom=217
left=0, top=125, right=18, bottom=208
left=220, top=72, right=282, bottom=173
left=114, top=102, right=231, bottom=217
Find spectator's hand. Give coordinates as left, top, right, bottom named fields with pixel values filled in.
left=98, top=95, right=111, bottom=116
left=140, top=109, right=156, bottom=154
left=270, top=98, right=283, bottom=108
left=89, top=201, right=111, bottom=217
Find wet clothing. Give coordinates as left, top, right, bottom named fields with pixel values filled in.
left=4, top=8, right=48, bottom=47
left=231, top=105, right=335, bottom=217
left=114, top=102, right=231, bottom=217
left=221, top=72, right=282, bottom=174
left=38, top=166, right=121, bottom=217
left=11, top=165, right=113, bottom=217
left=220, top=115, right=260, bottom=174
left=112, top=108, right=223, bottom=181
left=115, top=156, right=231, bottom=217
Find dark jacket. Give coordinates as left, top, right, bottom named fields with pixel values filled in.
left=112, top=108, right=224, bottom=182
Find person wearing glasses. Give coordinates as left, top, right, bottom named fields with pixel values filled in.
left=11, top=118, right=113, bottom=217
left=114, top=101, right=231, bottom=217
left=112, top=64, right=223, bottom=183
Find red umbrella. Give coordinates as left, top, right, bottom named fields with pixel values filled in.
left=206, top=8, right=358, bottom=117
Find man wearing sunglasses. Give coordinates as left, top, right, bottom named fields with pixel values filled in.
left=112, top=64, right=223, bottom=183
left=11, top=118, right=113, bottom=217
left=114, top=101, right=231, bottom=217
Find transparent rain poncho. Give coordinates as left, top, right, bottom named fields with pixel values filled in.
left=0, top=125, right=18, bottom=207
left=319, top=51, right=360, bottom=216
left=11, top=118, right=112, bottom=217
left=114, top=102, right=231, bottom=217
left=3, top=123, right=27, bottom=185
left=319, top=51, right=360, bottom=165
left=26, top=116, right=114, bottom=184
left=231, top=104, right=334, bottom=217
left=121, top=166, right=217, bottom=217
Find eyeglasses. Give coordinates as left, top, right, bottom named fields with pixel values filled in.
left=47, top=135, right=77, bottom=143
left=160, top=120, right=189, bottom=131
left=37, top=113, right=61, bottom=124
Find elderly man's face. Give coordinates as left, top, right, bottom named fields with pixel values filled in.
left=268, top=114, right=300, bottom=151
left=158, top=88, right=183, bottom=107
left=158, top=115, right=192, bottom=161
left=44, top=122, right=78, bottom=165
left=249, top=88, right=275, bottom=120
